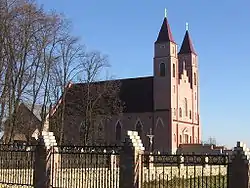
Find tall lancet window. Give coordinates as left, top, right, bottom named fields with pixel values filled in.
left=135, top=121, right=143, bottom=138
left=184, top=98, right=188, bottom=117
left=173, top=64, right=176, bottom=77
left=179, top=108, right=182, bottom=117
left=116, top=122, right=122, bottom=142
left=185, top=134, right=189, bottom=143
left=194, top=73, right=197, bottom=85
left=159, top=62, right=166, bottom=77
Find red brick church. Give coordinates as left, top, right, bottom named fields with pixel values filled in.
left=48, top=15, right=201, bottom=154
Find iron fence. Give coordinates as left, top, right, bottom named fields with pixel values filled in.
left=50, top=145, right=122, bottom=188
left=141, top=153, right=229, bottom=188
left=0, top=144, right=35, bottom=187
left=0, top=142, right=242, bottom=188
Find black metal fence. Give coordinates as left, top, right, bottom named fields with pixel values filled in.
left=141, top=153, right=229, bottom=188
left=0, top=144, right=35, bottom=186
left=49, top=145, right=122, bottom=188
left=0, top=142, right=246, bottom=188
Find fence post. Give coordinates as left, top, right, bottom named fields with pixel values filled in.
left=42, top=131, right=58, bottom=186
left=119, top=131, right=144, bottom=188
left=228, top=141, right=250, bottom=188
left=33, top=136, right=50, bottom=188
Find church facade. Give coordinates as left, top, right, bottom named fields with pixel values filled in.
left=110, top=17, right=201, bottom=153
left=49, top=16, right=201, bottom=154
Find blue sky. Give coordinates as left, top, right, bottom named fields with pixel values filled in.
left=38, top=0, right=250, bottom=148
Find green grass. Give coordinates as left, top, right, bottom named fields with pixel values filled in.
left=143, top=175, right=227, bottom=188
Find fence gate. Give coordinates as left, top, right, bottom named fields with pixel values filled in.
left=141, top=153, right=229, bottom=188
left=49, top=145, right=122, bottom=188
left=0, top=144, right=35, bottom=187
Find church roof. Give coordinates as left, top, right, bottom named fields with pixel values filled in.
left=155, top=17, right=175, bottom=43
left=59, top=76, right=154, bottom=115
left=179, top=30, right=196, bottom=55
left=119, top=76, right=153, bottom=113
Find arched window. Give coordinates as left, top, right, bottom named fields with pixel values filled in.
left=185, top=134, right=189, bottom=143
left=179, top=108, right=182, bottom=117
left=189, top=110, right=192, bottom=119
left=184, top=98, right=188, bottom=116
left=194, top=73, right=197, bottom=85
left=173, top=64, right=175, bottom=77
left=159, top=62, right=166, bottom=77
left=135, top=121, right=143, bottom=138
left=115, top=122, right=122, bottom=142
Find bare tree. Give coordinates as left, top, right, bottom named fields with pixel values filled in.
left=78, top=51, right=123, bottom=145
left=202, top=137, right=217, bottom=146
left=0, top=0, right=42, bottom=142
left=0, top=0, right=64, bottom=143
left=0, top=0, right=123, bottom=145
left=49, top=34, right=85, bottom=145
left=49, top=51, right=123, bottom=145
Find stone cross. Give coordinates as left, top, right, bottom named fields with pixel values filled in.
left=147, top=128, right=154, bottom=153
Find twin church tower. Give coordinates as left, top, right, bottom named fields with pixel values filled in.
left=152, top=14, right=200, bottom=152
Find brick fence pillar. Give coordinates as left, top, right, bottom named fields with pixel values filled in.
left=33, top=136, right=50, bottom=188
left=42, top=131, right=58, bottom=185
left=119, top=131, right=144, bottom=188
left=228, top=141, right=250, bottom=188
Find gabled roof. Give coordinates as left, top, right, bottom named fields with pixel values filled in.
left=119, top=76, right=153, bottom=113
left=24, top=103, right=44, bottom=121
left=155, top=17, right=175, bottom=43
left=179, top=30, right=196, bottom=55
left=50, top=76, right=154, bottom=116
left=1, top=103, right=44, bottom=143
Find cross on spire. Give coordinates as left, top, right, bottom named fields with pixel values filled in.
left=186, top=22, right=189, bottom=31
left=155, top=9, right=175, bottom=43
left=179, top=25, right=197, bottom=55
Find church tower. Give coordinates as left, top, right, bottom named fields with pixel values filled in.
left=176, top=26, right=201, bottom=147
left=153, top=14, right=201, bottom=153
left=153, top=15, right=179, bottom=153
left=153, top=16, right=178, bottom=110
